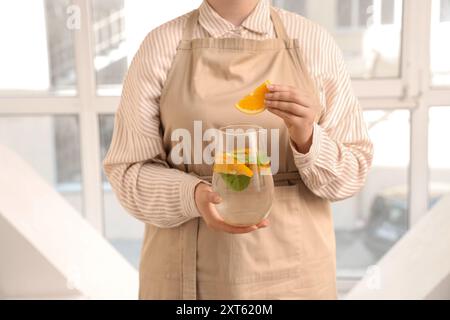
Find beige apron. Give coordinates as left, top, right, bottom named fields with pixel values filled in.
left=138, top=7, right=337, bottom=300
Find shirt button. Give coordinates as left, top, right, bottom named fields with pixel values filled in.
left=233, top=27, right=243, bottom=35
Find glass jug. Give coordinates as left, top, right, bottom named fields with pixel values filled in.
left=212, top=125, right=274, bottom=226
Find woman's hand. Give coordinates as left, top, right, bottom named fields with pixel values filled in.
left=265, top=84, right=321, bottom=154
left=194, top=183, right=269, bottom=234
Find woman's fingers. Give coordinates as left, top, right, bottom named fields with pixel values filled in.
left=268, top=84, right=296, bottom=92
left=256, top=219, right=269, bottom=228
left=266, top=85, right=315, bottom=110
left=267, top=107, right=297, bottom=124
left=265, top=100, right=309, bottom=118
left=205, top=190, right=222, bottom=205
left=264, top=90, right=299, bottom=104
left=196, top=184, right=222, bottom=205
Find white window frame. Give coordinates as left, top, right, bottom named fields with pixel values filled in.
left=0, top=0, right=449, bottom=284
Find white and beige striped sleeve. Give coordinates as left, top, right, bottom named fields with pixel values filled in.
left=103, top=18, right=204, bottom=229
left=290, top=24, right=374, bottom=202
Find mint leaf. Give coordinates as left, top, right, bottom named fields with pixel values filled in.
left=220, top=173, right=251, bottom=192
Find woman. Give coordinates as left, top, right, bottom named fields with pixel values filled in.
left=104, top=0, right=373, bottom=300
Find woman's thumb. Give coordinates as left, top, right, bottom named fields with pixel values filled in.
left=207, top=191, right=222, bottom=204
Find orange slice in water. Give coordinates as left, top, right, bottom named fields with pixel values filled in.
left=213, top=163, right=254, bottom=177
left=235, top=80, right=271, bottom=115
left=213, top=153, right=254, bottom=177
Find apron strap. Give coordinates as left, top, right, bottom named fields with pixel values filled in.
left=181, top=7, right=290, bottom=41
left=269, top=7, right=289, bottom=41
left=182, top=9, right=200, bottom=41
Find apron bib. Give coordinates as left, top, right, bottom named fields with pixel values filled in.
left=139, top=7, right=337, bottom=300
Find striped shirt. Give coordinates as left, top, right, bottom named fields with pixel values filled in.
left=103, top=0, right=374, bottom=228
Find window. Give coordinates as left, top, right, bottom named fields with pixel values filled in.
left=272, top=0, right=307, bottom=15
left=335, top=0, right=373, bottom=29
left=91, top=0, right=127, bottom=91
left=0, top=116, right=83, bottom=213
left=381, top=0, right=395, bottom=24
left=0, top=0, right=77, bottom=95
left=441, top=0, right=450, bottom=22
left=337, top=0, right=353, bottom=27
left=334, top=110, right=410, bottom=275
left=431, top=0, right=450, bottom=85
left=358, top=0, right=373, bottom=27
left=91, top=0, right=203, bottom=95
left=99, top=115, right=143, bottom=267
left=335, top=0, right=395, bottom=28
left=428, top=107, right=450, bottom=209
left=55, top=117, right=82, bottom=185
left=277, top=0, right=403, bottom=79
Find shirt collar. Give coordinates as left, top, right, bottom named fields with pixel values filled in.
left=198, top=0, right=271, bottom=38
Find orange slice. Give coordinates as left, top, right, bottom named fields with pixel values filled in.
left=213, top=163, right=254, bottom=177
left=213, top=153, right=254, bottom=177
left=235, top=80, right=271, bottom=114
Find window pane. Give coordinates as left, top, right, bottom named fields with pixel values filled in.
left=381, top=0, right=395, bottom=24
left=428, top=107, right=450, bottom=209
left=92, top=0, right=203, bottom=95
left=272, top=0, right=307, bottom=16
left=431, top=0, right=450, bottom=85
left=0, top=116, right=83, bottom=213
left=99, top=115, right=143, bottom=268
left=0, top=0, right=77, bottom=95
left=277, top=0, right=403, bottom=79
left=358, top=0, right=373, bottom=27
left=337, top=0, right=353, bottom=27
left=441, top=0, right=450, bottom=22
left=334, top=110, right=409, bottom=276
